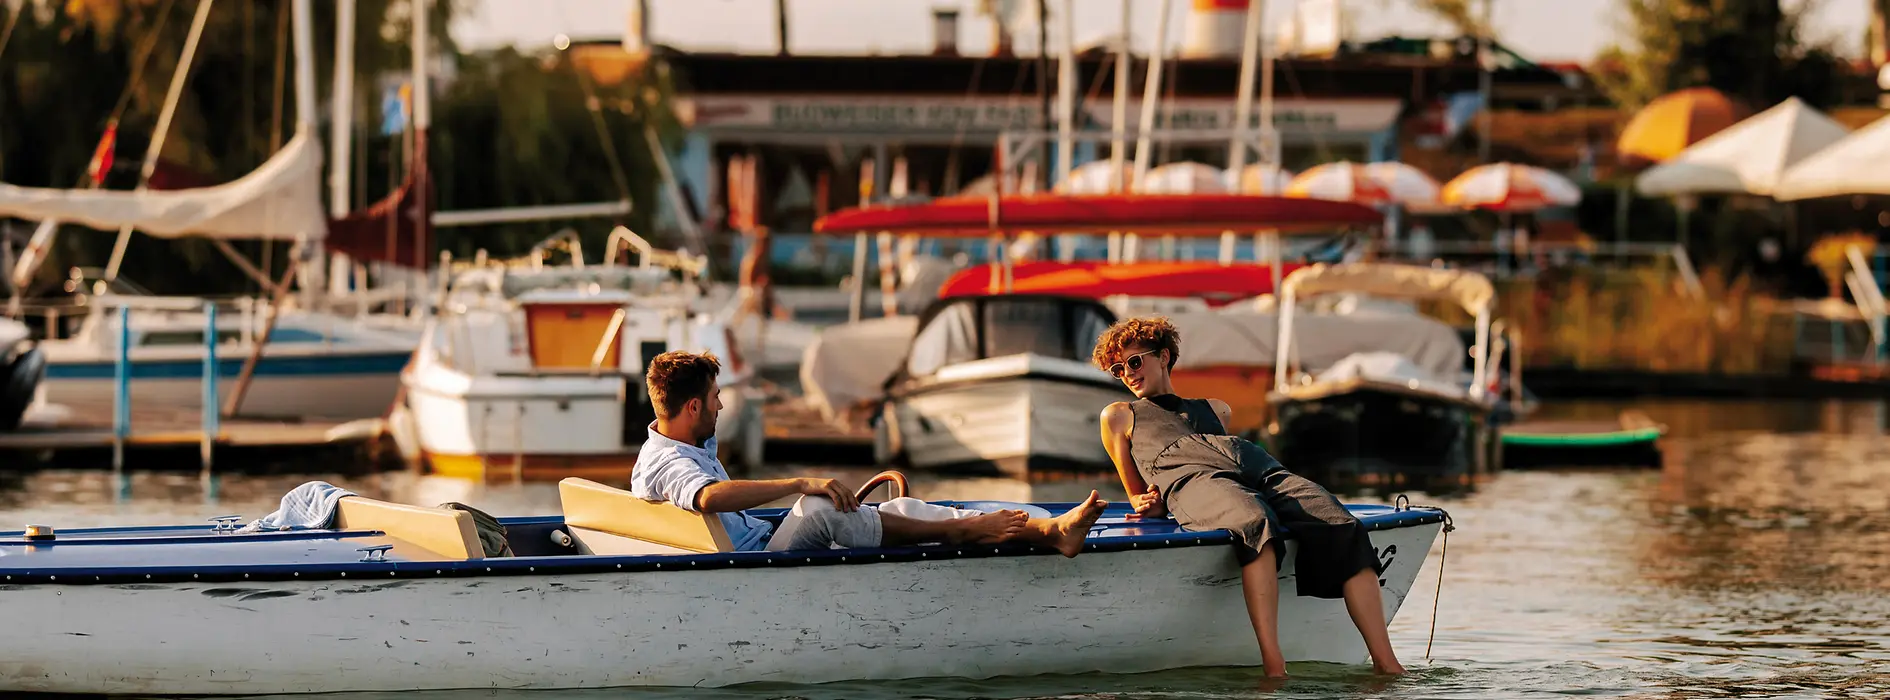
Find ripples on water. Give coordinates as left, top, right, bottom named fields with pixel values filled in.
left=5, top=399, right=1889, bottom=699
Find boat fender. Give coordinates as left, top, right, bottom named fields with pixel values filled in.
left=0, top=345, right=46, bottom=433
left=549, top=529, right=574, bottom=548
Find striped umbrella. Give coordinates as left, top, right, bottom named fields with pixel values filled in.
left=1361, top=161, right=1444, bottom=209
left=1284, top=161, right=1392, bottom=205
left=1227, top=163, right=1296, bottom=195
left=1135, top=162, right=1230, bottom=194
left=1053, top=160, right=1137, bottom=194
left=1441, top=163, right=1582, bottom=212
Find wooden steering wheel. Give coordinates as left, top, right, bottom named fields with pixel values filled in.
left=853, top=470, right=909, bottom=502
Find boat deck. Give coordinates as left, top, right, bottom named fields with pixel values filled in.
left=0, top=502, right=1448, bottom=584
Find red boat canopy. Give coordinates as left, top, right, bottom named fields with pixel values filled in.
left=812, top=193, right=1380, bottom=237
left=937, top=260, right=1308, bottom=305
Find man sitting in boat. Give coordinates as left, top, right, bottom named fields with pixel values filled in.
left=633, top=351, right=1107, bottom=554
left=1092, top=318, right=1406, bottom=677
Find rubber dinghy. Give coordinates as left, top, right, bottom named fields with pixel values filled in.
left=0, top=478, right=1449, bottom=695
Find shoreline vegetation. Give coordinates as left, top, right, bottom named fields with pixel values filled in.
left=1419, top=264, right=1879, bottom=380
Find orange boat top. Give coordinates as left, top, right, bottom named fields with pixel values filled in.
left=938, top=260, right=1307, bottom=306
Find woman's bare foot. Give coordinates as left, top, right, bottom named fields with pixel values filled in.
left=961, top=510, right=1029, bottom=543
left=1373, top=659, right=1405, bottom=675
left=1044, top=490, right=1107, bottom=557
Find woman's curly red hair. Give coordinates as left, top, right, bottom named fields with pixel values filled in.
left=1091, top=316, right=1181, bottom=371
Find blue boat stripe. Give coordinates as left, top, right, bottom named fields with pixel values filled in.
left=0, top=507, right=1447, bottom=585
left=46, top=352, right=412, bottom=380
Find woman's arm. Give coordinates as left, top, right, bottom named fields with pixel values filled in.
left=1208, top=398, right=1233, bottom=434
left=1102, top=402, right=1165, bottom=517
left=1100, top=402, right=1143, bottom=496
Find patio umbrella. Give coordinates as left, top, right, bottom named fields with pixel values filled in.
left=1441, top=163, right=1582, bottom=212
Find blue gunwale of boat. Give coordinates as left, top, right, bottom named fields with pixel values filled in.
left=0, top=503, right=1447, bottom=586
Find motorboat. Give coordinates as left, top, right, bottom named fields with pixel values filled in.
left=1265, top=263, right=1501, bottom=482
left=805, top=192, right=1385, bottom=469
left=394, top=231, right=763, bottom=483
left=874, top=294, right=1126, bottom=476
left=0, top=477, right=1451, bottom=695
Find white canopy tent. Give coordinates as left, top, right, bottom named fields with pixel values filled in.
left=1635, top=97, right=1851, bottom=197
left=1773, top=114, right=1890, bottom=201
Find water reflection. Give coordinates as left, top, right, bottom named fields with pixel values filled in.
left=5, top=398, right=1890, bottom=699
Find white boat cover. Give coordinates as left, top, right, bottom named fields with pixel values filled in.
left=1636, top=97, right=1850, bottom=197
left=1280, top=262, right=1494, bottom=315
left=799, top=315, right=921, bottom=422
left=1773, top=112, right=1890, bottom=201
left=0, top=129, right=326, bottom=241
left=1168, top=309, right=1466, bottom=379
left=1313, top=351, right=1467, bottom=398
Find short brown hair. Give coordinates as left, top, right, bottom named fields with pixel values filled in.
left=646, top=351, right=721, bottom=418
left=1092, top=316, right=1181, bottom=371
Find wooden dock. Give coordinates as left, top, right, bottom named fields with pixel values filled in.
left=0, top=398, right=385, bottom=471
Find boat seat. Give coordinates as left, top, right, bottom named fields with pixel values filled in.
left=558, top=477, right=733, bottom=555
left=333, top=496, right=483, bottom=560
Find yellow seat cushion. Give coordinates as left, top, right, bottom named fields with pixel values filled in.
left=333, top=496, right=483, bottom=560
left=558, top=477, right=733, bottom=554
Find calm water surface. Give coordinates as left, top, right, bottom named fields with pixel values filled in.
left=5, top=399, right=1889, bottom=699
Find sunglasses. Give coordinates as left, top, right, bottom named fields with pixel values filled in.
left=1108, top=349, right=1160, bottom=378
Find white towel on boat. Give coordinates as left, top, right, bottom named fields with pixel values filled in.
left=237, top=481, right=357, bottom=533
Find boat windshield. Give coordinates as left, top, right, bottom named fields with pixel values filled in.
left=904, top=296, right=1114, bottom=378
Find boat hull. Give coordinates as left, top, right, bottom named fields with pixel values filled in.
left=1268, top=383, right=1492, bottom=487
left=0, top=518, right=1443, bottom=695
left=404, top=369, right=760, bottom=482
left=887, top=376, right=1124, bottom=476
left=41, top=354, right=407, bottom=420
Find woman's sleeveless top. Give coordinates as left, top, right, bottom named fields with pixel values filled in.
left=1127, top=394, right=1281, bottom=493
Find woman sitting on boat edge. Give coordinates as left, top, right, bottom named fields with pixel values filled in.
left=1092, top=316, right=1407, bottom=677
left=632, top=350, right=1108, bottom=553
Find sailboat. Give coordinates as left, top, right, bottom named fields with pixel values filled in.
left=0, top=0, right=442, bottom=422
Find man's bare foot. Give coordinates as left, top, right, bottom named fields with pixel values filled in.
left=961, top=510, right=1028, bottom=543
left=1045, top=490, right=1107, bottom=557
left=1260, top=663, right=1289, bottom=680
left=1373, top=660, right=1405, bottom=675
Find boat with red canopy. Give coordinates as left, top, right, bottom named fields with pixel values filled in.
left=934, top=260, right=1311, bottom=306
left=812, top=192, right=1382, bottom=237
left=808, top=193, right=1383, bottom=474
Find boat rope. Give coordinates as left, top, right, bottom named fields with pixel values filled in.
left=1426, top=510, right=1451, bottom=661
left=1394, top=494, right=1453, bottom=662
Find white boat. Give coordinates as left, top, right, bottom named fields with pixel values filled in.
left=875, top=294, right=1127, bottom=476
left=1266, top=263, right=1502, bottom=479
left=35, top=296, right=418, bottom=420
left=396, top=237, right=763, bottom=482
left=0, top=478, right=1451, bottom=695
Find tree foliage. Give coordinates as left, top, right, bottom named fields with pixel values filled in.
left=1, top=1, right=680, bottom=296
left=1592, top=0, right=1842, bottom=111
left=1408, top=0, right=1486, bottom=36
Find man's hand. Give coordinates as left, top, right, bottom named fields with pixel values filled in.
left=1129, top=485, right=1166, bottom=518
left=797, top=477, right=859, bottom=512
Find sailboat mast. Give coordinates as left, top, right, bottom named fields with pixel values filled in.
left=1227, top=0, right=1265, bottom=175
left=102, top=0, right=218, bottom=286
left=1109, top=0, right=1129, bottom=192
left=1053, top=0, right=1076, bottom=185
left=292, top=0, right=317, bottom=130
left=329, top=0, right=356, bottom=217
left=412, top=0, right=432, bottom=131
